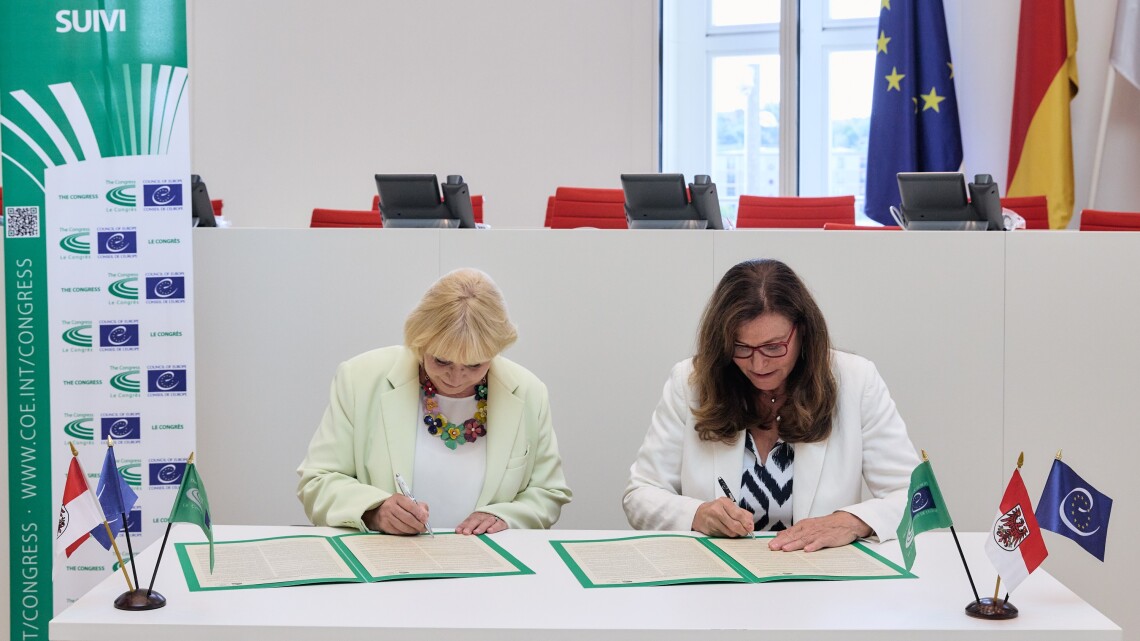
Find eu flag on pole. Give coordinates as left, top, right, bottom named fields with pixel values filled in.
left=864, top=0, right=963, bottom=225
left=1035, top=459, right=1112, bottom=561
left=90, top=444, right=139, bottom=549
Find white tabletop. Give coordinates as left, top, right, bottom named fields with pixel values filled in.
left=49, top=525, right=1120, bottom=641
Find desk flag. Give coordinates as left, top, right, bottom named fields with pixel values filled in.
left=1006, top=0, right=1078, bottom=229
left=1035, top=459, right=1112, bottom=561
left=984, top=468, right=1048, bottom=593
left=168, top=460, right=214, bottom=571
left=864, top=0, right=962, bottom=225
left=56, top=456, right=106, bottom=558
left=897, top=460, right=953, bottom=571
left=90, top=444, right=139, bottom=549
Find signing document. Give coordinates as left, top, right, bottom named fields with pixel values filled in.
left=551, top=534, right=912, bottom=588
left=177, top=532, right=531, bottom=591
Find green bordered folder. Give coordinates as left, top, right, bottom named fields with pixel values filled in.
left=176, top=532, right=532, bottom=591
left=550, top=534, right=913, bottom=588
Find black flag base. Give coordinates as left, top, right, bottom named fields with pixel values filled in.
left=965, top=597, right=1018, bottom=620
left=114, top=589, right=166, bottom=611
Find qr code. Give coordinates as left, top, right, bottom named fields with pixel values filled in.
left=5, top=206, right=41, bottom=238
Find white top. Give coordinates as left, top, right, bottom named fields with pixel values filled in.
left=413, top=393, right=487, bottom=528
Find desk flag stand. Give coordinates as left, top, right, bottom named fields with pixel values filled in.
left=112, top=444, right=173, bottom=611
left=964, top=452, right=1028, bottom=620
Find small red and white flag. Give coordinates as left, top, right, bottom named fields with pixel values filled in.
left=984, top=468, right=1048, bottom=593
left=55, top=457, right=106, bottom=559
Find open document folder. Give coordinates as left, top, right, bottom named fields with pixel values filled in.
left=550, top=534, right=913, bottom=588
left=176, top=532, right=532, bottom=591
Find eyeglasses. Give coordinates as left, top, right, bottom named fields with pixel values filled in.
left=732, top=326, right=796, bottom=360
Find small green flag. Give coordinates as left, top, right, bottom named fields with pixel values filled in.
left=168, top=462, right=214, bottom=571
left=896, top=460, right=953, bottom=571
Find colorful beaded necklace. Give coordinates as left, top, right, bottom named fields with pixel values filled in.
left=421, top=374, right=488, bottom=450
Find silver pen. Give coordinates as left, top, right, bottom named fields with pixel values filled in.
left=393, top=472, right=434, bottom=537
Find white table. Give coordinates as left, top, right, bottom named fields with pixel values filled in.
left=49, top=525, right=1120, bottom=640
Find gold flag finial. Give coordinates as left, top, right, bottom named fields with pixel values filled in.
left=1016, top=451, right=1024, bottom=469
left=107, top=436, right=114, bottom=447
left=69, top=441, right=78, bottom=457
left=187, top=451, right=195, bottom=465
left=921, top=449, right=929, bottom=462
left=1055, top=449, right=1063, bottom=460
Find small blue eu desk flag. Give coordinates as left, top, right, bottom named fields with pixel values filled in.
left=90, top=440, right=139, bottom=551
left=865, top=0, right=963, bottom=225
left=1035, top=455, right=1112, bottom=561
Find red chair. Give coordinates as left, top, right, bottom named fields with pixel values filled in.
left=310, top=208, right=383, bottom=228
left=1000, top=195, right=1049, bottom=230
left=544, top=195, right=556, bottom=227
left=548, top=187, right=626, bottom=229
left=1078, top=209, right=1140, bottom=231
left=372, top=193, right=485, bottom=224
left=822, top=223, right=901, bottom=230
left=735, top=195, right=855, bottom=228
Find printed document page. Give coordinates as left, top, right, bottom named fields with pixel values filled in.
left=554, top=535, right=743, bottom=586
left=709, top=537, right=904, bottom=579
left=340, top=533, right=520, bottom=578
left=182, top=536, right=359, bottom=589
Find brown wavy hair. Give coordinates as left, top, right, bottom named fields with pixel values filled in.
left=691, top=259, right=837, bottom=444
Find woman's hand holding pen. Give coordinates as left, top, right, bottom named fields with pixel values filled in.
left=692, top=498, right=755, bottom=538
left=365, top=494, right=430, bottom=535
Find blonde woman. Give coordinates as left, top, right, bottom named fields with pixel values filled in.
left=298, top=268, right=571, bottom=535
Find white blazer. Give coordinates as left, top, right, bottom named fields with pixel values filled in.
left=623, top=350, right=920, bottom=541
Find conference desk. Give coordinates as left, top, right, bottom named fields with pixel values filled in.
left=50, top=525, right=1119, bottom=641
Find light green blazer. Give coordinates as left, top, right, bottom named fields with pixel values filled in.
left=297, top=346, right=572, bottom=531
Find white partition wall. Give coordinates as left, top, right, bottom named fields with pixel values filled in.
left=5, top=230, right=1139, bottom=637
left=192, top=229, right=1010, bottom=533
left=1005, top=232, right=1140, bottom=639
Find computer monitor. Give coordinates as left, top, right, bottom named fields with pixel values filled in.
left=620, top=173, right=724, bottom=230
left=374, top=174, right=475, bottom=228
left=190, top=174, right=217, bottom=228
left=895, top=172, right=1003, bottom=230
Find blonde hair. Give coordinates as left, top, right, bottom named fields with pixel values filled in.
left=404, top=268, right=518, bottom=364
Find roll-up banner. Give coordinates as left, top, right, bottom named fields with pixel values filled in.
left=2, top=1, right=194, bottom=633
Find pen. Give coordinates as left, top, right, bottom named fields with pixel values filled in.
left=393, top=473, right=434, bottom=537
left=717, top=476, right=754, bottom=539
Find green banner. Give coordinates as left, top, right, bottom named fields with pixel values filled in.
left=2, top=2, right=188, bottom=634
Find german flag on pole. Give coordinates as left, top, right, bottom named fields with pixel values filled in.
left=1006, top=0, right=1078, bottom=229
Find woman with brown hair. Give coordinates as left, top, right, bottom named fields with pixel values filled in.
left=623, top=258, right=919, bottom=551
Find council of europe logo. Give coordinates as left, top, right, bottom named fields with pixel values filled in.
left=97, top=231, right=137, bottom=255
left=143, top=184, right=182, bottom=207
left=148, top=461, right=186, bottom=487
left=147, top=368, right=187, bottom=393
left=99, top=323, right=139, bottom=348
left=101, top=416, right=141, bottom=440
left=145, top=276, right=185, bottom=301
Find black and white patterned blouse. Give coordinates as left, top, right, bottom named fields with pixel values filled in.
left=737, top=430, right=794, bottom=531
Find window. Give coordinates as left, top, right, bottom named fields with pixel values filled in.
left=662, top=0, right=880, bottom=225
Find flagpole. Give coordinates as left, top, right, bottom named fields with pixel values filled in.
left=107, top=436, right=141, bottom=589
left=146, top=451, right=194, bottom=597
left=71, top=442, right=134, bottom=591
left=949, top=524, right=980, bottom=604
left=1088, top=67, right=1116, bottom=210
